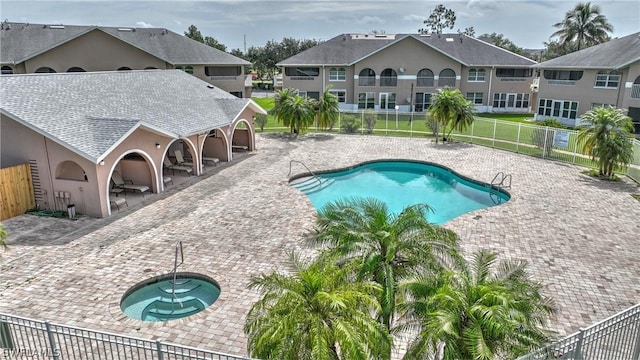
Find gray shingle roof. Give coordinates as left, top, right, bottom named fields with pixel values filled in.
left=533, top=32, right=640, bottom=69
left=277, top=33, right=536, bottom=67
left=0, top=70, right=258, bottom=162
left=0, top=22, right=250, bottom=65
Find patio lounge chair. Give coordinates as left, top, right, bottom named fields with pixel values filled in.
left=174, top=150, right=193, bottom=166
left=163, top=156, right=192, bottom=176
left=111, top=171, right=150, bottom=196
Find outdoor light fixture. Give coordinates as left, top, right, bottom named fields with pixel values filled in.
left=99, top=161, right=105, bottom=166
left=155, top=143, right=161, bottom=149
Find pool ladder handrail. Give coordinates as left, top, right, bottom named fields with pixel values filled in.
left=288, top=160, right=322, bottom=186
left=171, top=241, right=184, bottom=309
left=491, top=172, right=512, bottom=189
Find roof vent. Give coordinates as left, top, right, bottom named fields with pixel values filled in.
left=118, top=28, right=134, bottom=32
left=161, top=29, right=168, bottom=35
left=420, top=33, right=431, bottom=37
left=445, top=37, right=454, bottom=42
left=49, top=25, right=65, bottom=29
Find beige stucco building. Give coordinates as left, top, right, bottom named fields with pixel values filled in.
left=1, top=70, right=265, bottom=218
left=533, top=32, right=640, bottom=133
left=0, top=21, right=253, bottom=98
left=277, top=33, right=537, bottom=114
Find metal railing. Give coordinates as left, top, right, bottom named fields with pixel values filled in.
left=265, top=111, right=640, bottom=184
left=631, top=84, right=640, bottom=99
left=517, top=303, right=640, bottom=360
left=0, top=313, right=251, bottom=360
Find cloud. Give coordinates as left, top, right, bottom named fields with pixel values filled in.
left=403, top=14, right=423, bottom=22
left=466, top=0, right=499, bottom=11
left=135, top=21, right=153, bottom=28
left=354, top=15, right=385, bottom=25
left=173, top=19, right=182, bottom=25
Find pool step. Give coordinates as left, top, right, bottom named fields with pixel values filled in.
left=293, top=178, right=334, bottom=194
left=142, top=298, right=206, bottom=321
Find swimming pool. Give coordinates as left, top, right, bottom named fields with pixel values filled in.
left=120, top=273, right=221, bottom=322
left=291, top=160, right=510, bottom=224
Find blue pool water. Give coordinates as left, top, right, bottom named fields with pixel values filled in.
left=121, top=274, right=220, bottom=322
left=291, top=161, right=509, bottom=224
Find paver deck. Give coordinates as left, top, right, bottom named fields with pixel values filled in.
left=1, top=133, right=639, bottom=356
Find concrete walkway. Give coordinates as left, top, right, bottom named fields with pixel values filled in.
left=1, top=133, right=639, bottom=356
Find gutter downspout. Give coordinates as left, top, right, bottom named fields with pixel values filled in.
left=488, top=66, right=494, bottom=112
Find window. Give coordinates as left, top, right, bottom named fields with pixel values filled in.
left=417, top=69, right=434, bottom=87
left=379, top=93, right=396, bottom=110
left=306, top=92, right=320, bottom=100
left=493, top=93, right=529, bottom=108
left=438, top=69, right=456, bottom=87
left=543, top=70, right=583, bottom=81
left=358, top=68, right=376, bottom=86
left=284, top=67, right=320, bottom=77
left=145, top=66, right=158, bottom=70
left=329, top=89, right=346, bottom=103
left=117, top=67, right=132, bottom=71
left=35, top=67, right=56, bottom=73
left=380, top=68, right=397, bottom=87
left=67, top=67, right=86, bottom=72
left=538, top=99, right=578, bottom=119
left=329, top=67, right=346, bottom=81
left=591, top=103, right=613, bottom=109
left=358, top=92, right=375, bottom=109
left=205, top=66, right=241, bottom=77
left=415, top=93, right=431, bottom=112
left=55, top=161, right=87, bottom=181
left=594, top=70, right=620, bottom=88
left=467, top=69, right=485, bottom=82
left=176, top=65, right=194, bottom=74
left=1, top=66, right=14, bottom=74
left=466, top=92, right=483, bottom=104
left=496, top=68, right=533, bottom=77
left=230, top=91, right=243, bottom=98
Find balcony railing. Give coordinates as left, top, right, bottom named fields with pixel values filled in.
left=548, top=80, right=576, bottom=86
left=416, top=78, right=434, bottom=87
left=379, top=76, right=397, bottom=87
left=358, top=76, right=376, bottom=86
left=209, top=75, right=237, bottom=80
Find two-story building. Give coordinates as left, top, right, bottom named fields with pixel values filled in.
left=0, top=21, right=252, bottom=97
left=277, top=33, right=537, bottom=114
left=533, top=32, right=640, bottom=133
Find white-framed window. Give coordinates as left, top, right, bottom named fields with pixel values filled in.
left=417, top=69, right=434, bottom=87
left=1, top=65, right=13, bottom=74
left=298, top=90, right=307, bottom=97
left=415, top=93, right=431, bottom=112
left=176, top=65, right=194, bottom=75
left=438, top=69, right=456, bottom=87
left=329, top=89, right=346, bottom=103
left=380, top=68, right=397, bottom=87
left=591, top=103, right=614, bottom=109
left=467, top=69, right=485, bottom=82
left=358, top=68, right=376, bottom=86
left=493, top=93, right=529, bottom=108
left=358, top=92, right=375, bottom=109
left=538, top=99, right=578, bottom=119
left=466, top=92, right=483, bottom=104
left=594, top=71, right=620, bottom=88
left=379, top=92, right=396, bottom=110
left=329, top=67, right=346, bottom=81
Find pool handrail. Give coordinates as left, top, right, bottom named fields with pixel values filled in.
left=288, top=160, right=322, bottom=185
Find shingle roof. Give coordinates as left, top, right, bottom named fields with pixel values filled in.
left=0, top=70, right=261, bottom=162
left=534, top=32, right=640, bottom=69
left=0, top=22, right=250, bottom=65
left=277, top=33, right=536, bottom=67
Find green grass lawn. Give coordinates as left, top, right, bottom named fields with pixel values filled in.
left=252, top=97, right=274, bottom=110
left=476, top=113, right=535, bottom=123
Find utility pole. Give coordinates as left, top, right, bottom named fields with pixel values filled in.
left=243, top=34, right=246, bottom=54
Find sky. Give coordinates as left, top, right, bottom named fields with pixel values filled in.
left=1, top=0, right=638, bottom=51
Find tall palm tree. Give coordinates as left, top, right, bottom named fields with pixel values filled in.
left=284, top=94, right=316, bottom=134
left=270, top=88, right=297, bottom=133
left=312, top=197, right=461, bottom=331
left=399, top=250, right=555, bottom=360
left=316, top=88, right=340, bottom=130
left=551, top=2, right=613, bottom=51
left=578, top=106, right=635, bottom=178
left=244, top=252, right=392, bottom=360
left=428, top=88, right=475, bottom=143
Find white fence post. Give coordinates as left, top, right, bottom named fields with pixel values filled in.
left=516, top=122, right=521, bottom=153
left=492, top=119, right=497, bottom=148
left=471, top=121, right=475, bottom=144
left=542, top=127, right=549, bottom=159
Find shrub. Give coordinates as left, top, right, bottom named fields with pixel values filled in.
left=363, top=110, right=377, bottom=134
left=254, top=113, right=268, bottom=132
left=340, top=114, right=361, bottom=134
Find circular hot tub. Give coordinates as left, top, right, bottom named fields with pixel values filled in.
left=120, top=273, right=220, bottom=322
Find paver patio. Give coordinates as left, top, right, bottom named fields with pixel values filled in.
left=1, top=133, right=639, bottom=357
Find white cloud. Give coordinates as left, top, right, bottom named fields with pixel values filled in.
left=403, top=14, right=424, bottom=22
left=173, top=19, right=182, bottom=25
left=135, top=21, right=153, bottom=28
left=354, top=16, right=385, bottom=25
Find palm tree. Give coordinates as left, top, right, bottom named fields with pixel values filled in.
left=551, top=2, right=613, bottom=51
left=244, top=252, right=392, bottom=360
left=578, top=106, right=635, bottom=178
left=399, top=250, right=555, bottom=360
left=316, top=88, right=340, bottom=130
left=428, top=88, right=475, bottom=143
left=270, top=88, right=297, bottom=133
left=312, top=197, right=461, bottom=331
left=285, top=94, right=316, bottom=134
left=0, top=223, right=7, bottom=252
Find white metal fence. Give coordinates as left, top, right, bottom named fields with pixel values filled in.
left=0, top=313, right=251, bottom=360
left=517, top=303, right=640, bottom=360
left=265, top=111, right=640, bottom=184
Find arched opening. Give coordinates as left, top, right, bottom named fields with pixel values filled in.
left=438, top=69, right=456, bottom=87
left=165, top=139, right=199, bottom=176
left=55, top=160, right=87, bottom=181
left=358, top=68, right=376, bottom=86
left=117, top=66, right=132, bottom=71
left=1, top=66, right=14, bottom=75
left=231, top=120, right=254, bottom=157
left=67, top=67, right=86, bottom=72
left=144, top=66, right=158, bottom=70
left=35, top=67, right=56, bottom=73
left=380, top=68, right=397, bottom=86
left=200, top=129, right=229, bottom=169
left=106, top=150, right=157, bottom=216
left=417, top=68, right=434, bottom=87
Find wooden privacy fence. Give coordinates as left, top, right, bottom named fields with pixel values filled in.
left=0, top=163, right=35, bottom=220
